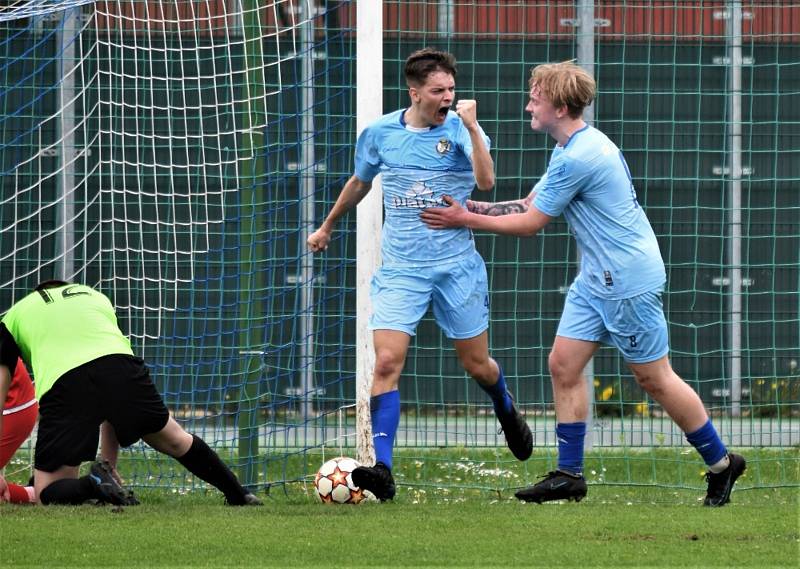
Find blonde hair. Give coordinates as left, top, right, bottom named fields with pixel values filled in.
left=529, top=61, right=596, bottom=119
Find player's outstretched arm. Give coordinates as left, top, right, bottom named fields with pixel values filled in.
left=307, top=175, right=373, bottom=252
left=468, top=190, right=536, bottom=216
left=456, top=99, right=494, bottom=191
left=422, top=195, right=551, bottom=237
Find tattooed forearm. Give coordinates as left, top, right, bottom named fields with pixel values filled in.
left=468, top=199, right=530, bottom=216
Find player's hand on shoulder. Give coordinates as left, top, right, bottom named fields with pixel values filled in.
left=455, top=100, right=478, bottom=129
left=307, top=228, right=331, bottom=252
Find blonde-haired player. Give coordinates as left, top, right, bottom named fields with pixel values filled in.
left=422, top=61, right=745, bottom=506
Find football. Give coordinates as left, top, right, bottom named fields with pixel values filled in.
left=314, top=456, right=366, bottom=504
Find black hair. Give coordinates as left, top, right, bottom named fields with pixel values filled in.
left=34, top=279, right=69, bottom=291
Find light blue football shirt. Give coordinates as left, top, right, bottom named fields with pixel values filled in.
left=533, top=125, right=666, bottom=299
left=354, top=109, right=490, bottom=267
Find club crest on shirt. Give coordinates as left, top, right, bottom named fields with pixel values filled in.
left=436, top=138, right=452, bottom=155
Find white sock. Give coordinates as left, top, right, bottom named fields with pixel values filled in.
left=708, top=454, right=731, bottom=474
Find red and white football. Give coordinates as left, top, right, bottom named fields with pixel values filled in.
left=314, top=456, right=366, bottom=504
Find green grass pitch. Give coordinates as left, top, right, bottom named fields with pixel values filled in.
left=1, top=449, right=797, bottom=568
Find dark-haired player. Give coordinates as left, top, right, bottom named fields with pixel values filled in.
left=308, top=48, right=533, bottom=501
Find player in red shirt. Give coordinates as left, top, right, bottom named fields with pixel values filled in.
left=0, top=358, right=38, bottom=503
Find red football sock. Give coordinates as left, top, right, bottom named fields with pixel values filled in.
left=7, top=483, right=34, bottom=503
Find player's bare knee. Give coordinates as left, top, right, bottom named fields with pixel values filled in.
left=169, top=436, right=192, bottom=457
left=373, top=351, right=404, bottom=380
left=632, top=369, right=649, bottom=386
left=462, top=358, right=493, bottom=383
left=144, top=422, right=192, bottom=457
left=632, top=369, right=667, bottom=398
left=548, top=352, right=581, bottom=387
left=163, top=439, right=190, bottom=458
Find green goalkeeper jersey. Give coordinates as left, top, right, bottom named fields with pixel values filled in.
left=1, top=284, right=133, bottom=400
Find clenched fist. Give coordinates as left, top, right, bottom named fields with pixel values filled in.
left=307, top=228, right=331, bottom=252
left=455, top=99, right=479, bottom=129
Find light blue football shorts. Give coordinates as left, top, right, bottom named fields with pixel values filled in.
left=557, top=279, right=670, bottom=363
left=368, top=250, right=489, bottom=340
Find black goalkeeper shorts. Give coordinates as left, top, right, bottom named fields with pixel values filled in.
left=35, top=354, right=170, bottom=472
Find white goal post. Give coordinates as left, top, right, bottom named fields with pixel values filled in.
left=354, top=0, right=381, bottom=466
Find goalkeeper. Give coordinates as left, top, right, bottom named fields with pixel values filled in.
left=0, top=281, right=261, bottom=506
left=307, top=48, right=533, bottom=501
left=421, top=60, right=746, bottom=507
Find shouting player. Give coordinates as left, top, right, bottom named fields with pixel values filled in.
left=308, top=48, right=533, bottom=501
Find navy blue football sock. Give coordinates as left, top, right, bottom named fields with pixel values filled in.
left=371, top=390, right=400, bottom=470
left=556, top=422, right=587, bottom=475
left=685, top=419, right=728, bottom=467
left=478, top=364, right=513, bottom=416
